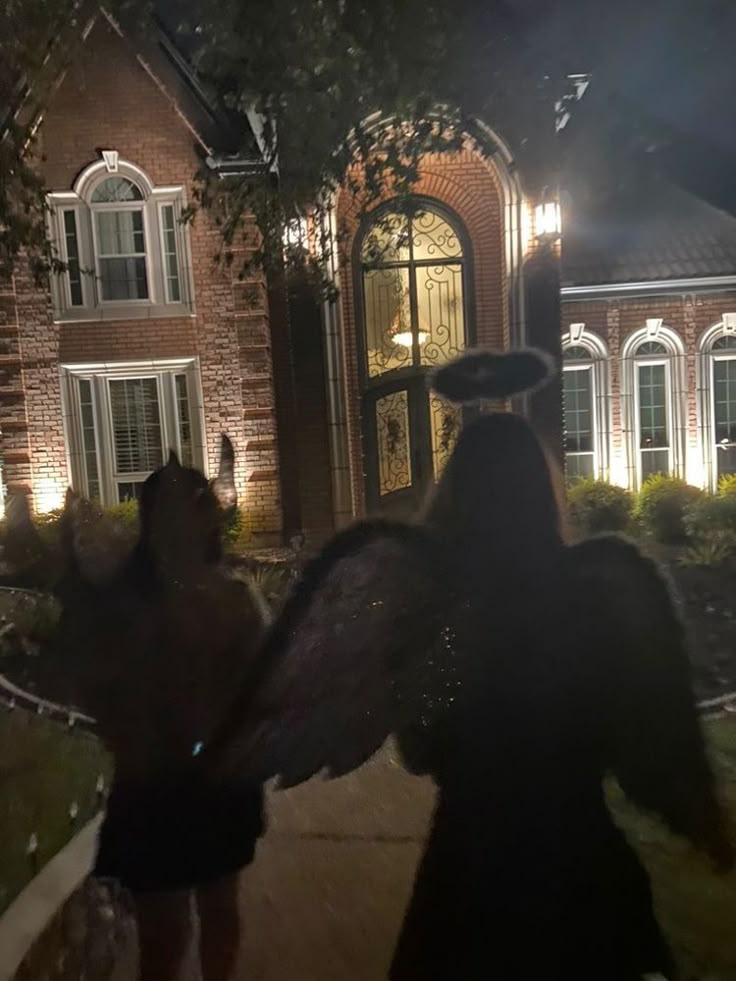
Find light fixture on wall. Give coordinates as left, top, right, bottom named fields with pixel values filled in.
left=534, top=189, right=562, bottom=243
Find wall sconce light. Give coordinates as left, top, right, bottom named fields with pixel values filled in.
left=534, top=193, right=562, bottom=243
left=282, top=213, right=308, bottom=253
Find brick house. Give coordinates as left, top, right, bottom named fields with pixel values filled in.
left=561, top=179, right=736, bottom=492
left=3, top=11, right=734, bottom=547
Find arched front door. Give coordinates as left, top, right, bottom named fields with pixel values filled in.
left=357, top=202, right=471, bottom=516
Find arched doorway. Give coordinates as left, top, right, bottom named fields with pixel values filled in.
left=356, top=202, right=472, bottom=515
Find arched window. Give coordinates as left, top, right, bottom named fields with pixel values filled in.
left=359, top=205, right=467, bottom=378
left=47, top=158, right=190, bottom=320
left=561, top=330, right=610, bottom=480
left=621, top=326, right=686, bottom=487
left=356, top=202, right=470, bottom=511
left=90, top=176, right=149, bottom=301
left=698, top=326, right=736, bottom=487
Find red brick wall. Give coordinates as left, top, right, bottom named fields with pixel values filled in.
left=562, top=290, right=736, bottom=487
left=1, top=19, right=282, bottom=538
left=336, top=147, right=507, bottom=514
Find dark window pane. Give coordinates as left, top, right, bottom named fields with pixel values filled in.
left=175, top=374, right=193, bottom=467
left=563, top=367, right=594, bottom=455
left=63, top=210, right=84, bottom=306
left=78, top=378, right=100, bottom=500
left=641, top=449, right=670, bottom=480
left=116, top=481, right=145, bottom=502
left=566, top=454, right=595, bottom=480
left=91, top=177, right=143, bottom=202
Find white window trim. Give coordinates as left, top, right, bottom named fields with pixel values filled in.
left=60, top=358, right=207, bottom=506
left=697, top=322, right=736, bottom=490
left=621, top=325, right=686, bottom=489
left=561, top=329, right=611, bottom=480
left=47, top=158, right=195, bottom=323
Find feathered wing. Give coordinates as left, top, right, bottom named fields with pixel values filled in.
left=573, top=535, right=734, bottom=870
left=206, top=519, right=454, bottom=789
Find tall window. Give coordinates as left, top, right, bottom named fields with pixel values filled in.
left=61, top=360, right=203, bottom=505
left=561, top=330, right=609, bottom=481
left=48, top=159, right=190, bottom=321
left=710, top=334, right=736, bottom=481
left=91, top=177, right=149, bottom=301
left=635, top=341, right=672, bottom=480
left=621, top=326, right=685, bottom=489
left=360, top=206, right=467, bottom=378
left=357, top=202, right=470, bottom=504
left=563, top=346, right=595, bottom=479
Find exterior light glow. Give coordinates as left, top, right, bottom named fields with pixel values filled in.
left=35, top=480, right=66, bottom=514
left=534, top=199, right=561, bottom=241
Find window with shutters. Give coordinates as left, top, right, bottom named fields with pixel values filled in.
left=60, top=359, right=204, bottom=505
left=47, top=159, right=192, bottom=321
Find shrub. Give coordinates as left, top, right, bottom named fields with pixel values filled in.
left=680, top=531, right=736, bottom=567
left=566, top=479, right=634, bottom=536
left=718, top=473, right=736, bottom=498
left=635, top=475, right=703, bottom=544
left=684, top=494, right=736, bottom=541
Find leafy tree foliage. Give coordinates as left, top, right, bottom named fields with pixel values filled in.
left=3, top=0, right=736, bottom=283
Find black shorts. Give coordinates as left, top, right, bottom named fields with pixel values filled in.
left=94, top=771, right=265, bottom=894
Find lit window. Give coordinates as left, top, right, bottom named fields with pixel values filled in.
left=61, top=360, right=203, bottom=505
left=563, top=346, right=595, bottom=479
left=634, top=340, right=671, bottom=480
left=711, top=334, right=736, bottom=481
left=360, top=206, right=466, bottom=378
left=48, top=161, right=191, bottom=321
left=561, top=331, right=610, bottom=481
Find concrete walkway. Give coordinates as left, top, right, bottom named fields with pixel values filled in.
left=240, top=742, right=434, bottom=981
left=7, top=743, right=433, bottom=981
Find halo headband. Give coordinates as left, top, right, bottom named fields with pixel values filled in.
left=431, top=348, right=556, bottom=405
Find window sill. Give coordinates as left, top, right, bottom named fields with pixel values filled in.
left=53, top=302, right=195, bottom=324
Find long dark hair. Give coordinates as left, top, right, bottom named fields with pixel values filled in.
left=426, top=349, right=563, bottom=581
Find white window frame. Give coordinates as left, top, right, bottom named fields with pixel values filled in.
left=561, top=329, right=610, bottom=480
left=697, top=322, right=736, bottom=489
left=634, top=354, right=673, bottom=483
left=91, top=191, right=151, bottom=305
left=621, top=325, right=686, bottom=489
left=47, top=158, right=194, bottom=323
left=60, top=358, right=207, bottom=506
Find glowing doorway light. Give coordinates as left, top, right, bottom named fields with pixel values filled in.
left=534, top=195, right=562, bottom=242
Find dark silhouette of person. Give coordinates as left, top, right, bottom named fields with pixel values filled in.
left=205, top=350, right=733, bottom=981
left=3, top=438, right=267, bottom=981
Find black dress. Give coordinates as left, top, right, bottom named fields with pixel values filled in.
left=392, top=563, right=676, bottom=981
left=95, top=766, right=264, bottom=894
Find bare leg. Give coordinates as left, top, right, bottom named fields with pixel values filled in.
left=197, top=872, right=243, bottom=981
left=134, top=889, right=194, bottom=981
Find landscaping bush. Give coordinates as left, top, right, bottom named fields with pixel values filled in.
left=635, top=475, right=703, bottom=544
left=718, top=473, right=736, bottom=497
left=684, top=494, right=736, bottom=540
left=681, top=494, right=736, bottom=565
left=566, top=479, right=634, bottom=536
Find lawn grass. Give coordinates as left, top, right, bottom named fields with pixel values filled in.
left=0, top=706, right=111, bottom=915
left=611, top=714, right=736, bottom=980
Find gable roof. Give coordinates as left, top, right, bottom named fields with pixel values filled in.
left=2, top=5, right=262, bottom=165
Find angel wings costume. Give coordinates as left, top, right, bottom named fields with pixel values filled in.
left=206, top=349, right=732, bottom=980
left=2, top=348, right=732, bottom=978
